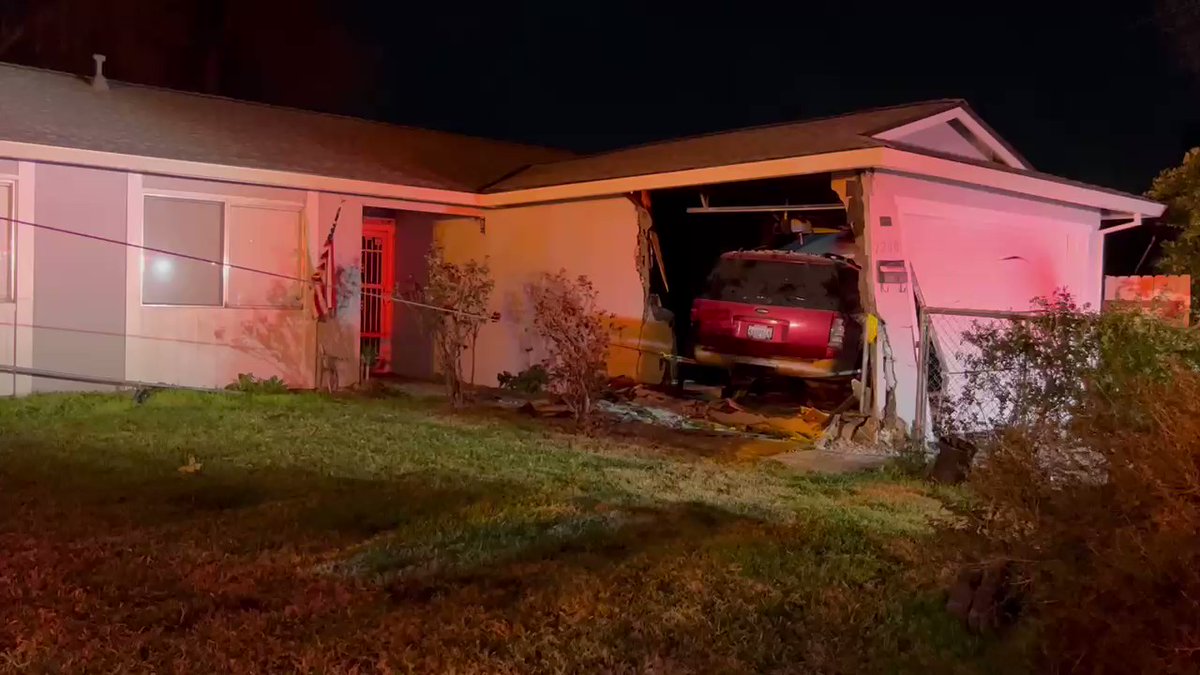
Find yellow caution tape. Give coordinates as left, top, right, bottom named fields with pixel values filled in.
left=866, top=314, right=879, bottom=344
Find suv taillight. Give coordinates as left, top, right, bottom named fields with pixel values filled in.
left=827, top=315, right=845, bottom=355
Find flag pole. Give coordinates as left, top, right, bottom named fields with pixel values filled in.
left=312, top=201, right=344, bottom=391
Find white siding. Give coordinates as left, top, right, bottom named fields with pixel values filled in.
left=866, top=171, right=1102, bottom=427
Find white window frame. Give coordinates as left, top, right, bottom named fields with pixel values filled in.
left=141, top=189, right=305, bottom=309
left=0, top=177, right=16, bottom=304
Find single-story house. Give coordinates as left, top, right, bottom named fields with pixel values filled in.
left=0, top=61, right=1163, bottom=430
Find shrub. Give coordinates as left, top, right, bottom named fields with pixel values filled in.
left=359, top=342, right=380, bottom=384
left=497, top=364, right=550, bottom=394
left=527, top=271, right=614, bottom=425
left=227, top=373, right=288, bottom=394
left=932, top=293, right=1087, bottom=441
left=937, top=291, right=1200, bottom=437
left=404, top=244, right=494, bottom=407
left=940, top=294, right=1200, bottom=672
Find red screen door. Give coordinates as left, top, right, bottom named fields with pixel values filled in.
left=360, top=218, right=396, bottom=372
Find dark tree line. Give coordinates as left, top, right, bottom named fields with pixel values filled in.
left=1158, top=0, right=1200, bottom=89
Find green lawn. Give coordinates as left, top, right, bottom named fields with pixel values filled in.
left=0, top=391, right=1020, bottom=673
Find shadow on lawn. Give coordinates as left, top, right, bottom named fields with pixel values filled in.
left=0, top=440, right=998, bottom=673
left=0, top=438, right=775, bottom=610
left=381, top=500, right=743, bottom=605
left=0, top=442, right=528, bottom=550
left=0, top=438, right=764, bottom=556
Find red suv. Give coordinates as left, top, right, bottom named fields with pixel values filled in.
left=690, top=251, right=862, bottom=379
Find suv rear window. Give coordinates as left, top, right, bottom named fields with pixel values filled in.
left=701, top=257, right=860, bottom=311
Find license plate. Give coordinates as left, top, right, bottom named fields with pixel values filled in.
left=746, top=324, right=774, bottom=341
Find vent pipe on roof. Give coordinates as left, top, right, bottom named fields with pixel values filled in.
left=91, top=54, right=109, bottom=91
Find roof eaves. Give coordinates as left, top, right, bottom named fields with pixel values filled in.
left=482, top=138, right=888, bottom=193
left=481, top=147, right=890, bottom=206
left=485, top=100, right=970, bottom=193
left=875, top=140, right=1163, bottom=214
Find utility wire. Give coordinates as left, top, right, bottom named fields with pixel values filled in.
left=0, top=214, right=496, bottom=322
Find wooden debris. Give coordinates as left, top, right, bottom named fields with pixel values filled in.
left=518, top=400, right=574, bottom=418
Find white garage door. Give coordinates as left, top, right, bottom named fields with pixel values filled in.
left=900, top=206, right=1090, bottom=433
left=902, top=212, right=1082, bottom=312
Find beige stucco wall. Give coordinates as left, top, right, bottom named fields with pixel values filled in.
left=125, top=175, right=320, bottom=389
left=0, top=158, right=651, bottom=394
left=37, top=164, right=129, bottom=392
left=437, top=197, right=651, bottom=387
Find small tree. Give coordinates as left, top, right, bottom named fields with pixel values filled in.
left=527, top=271, right=614, bottom=425
left=405, top=244, right=493, bottom=407
left=1149, top=147, right=1200, bottom=315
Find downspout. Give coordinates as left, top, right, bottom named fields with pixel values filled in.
left=1098, top=214, right=1144, bottom=304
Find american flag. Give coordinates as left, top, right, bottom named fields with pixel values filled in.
left=312, top=204, right=343, bottom=321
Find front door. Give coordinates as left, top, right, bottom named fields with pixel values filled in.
left=360, top=218, right=396, bottom=372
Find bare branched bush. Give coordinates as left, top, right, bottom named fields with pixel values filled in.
left=527, top=270, right=614, bottom=426
left=404, top=244, right=493, bottom=407
left=941, top=293, right=1200, bottom=672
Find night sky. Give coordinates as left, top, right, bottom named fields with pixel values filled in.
left=1, top=0, right=1197, bottom=194
left=352, top=0, right=1199, bottom=194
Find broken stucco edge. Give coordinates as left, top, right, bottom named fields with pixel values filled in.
left=832, top=170, right=890, bottom=422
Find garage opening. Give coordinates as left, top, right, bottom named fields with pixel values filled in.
left=644, top=173, right=862, bottom=389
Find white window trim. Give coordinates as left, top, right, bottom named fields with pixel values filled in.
left=0, top=177, right=16, bottom=304
left=140, top=189, right=305, bottom=310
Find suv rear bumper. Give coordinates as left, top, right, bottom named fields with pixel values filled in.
left=693, top=346, right=859, bottom=379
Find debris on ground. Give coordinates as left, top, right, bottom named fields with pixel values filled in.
left=599, top=382, right=830, bottom=441
left=518, top=400, right=573, bottom=418
left=817, top=411, right=907, bottom=455
left=594, top=399, right=696, bottom=429
left=363, top=375, right=906, bottom=471
left=705, top=399, right=828, bottom=440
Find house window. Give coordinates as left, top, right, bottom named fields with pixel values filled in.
left=0, top=183, right=11, bottom=301
left=227, top=205, right=303, bottom=308
left=142, top=195, right=305, bottom=309
left=142, top=196, right=224, bottom=306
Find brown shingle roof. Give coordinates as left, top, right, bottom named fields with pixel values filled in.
left=0, top=63, right=571, bottom=192
left=483, top=100, right=966, bottom=192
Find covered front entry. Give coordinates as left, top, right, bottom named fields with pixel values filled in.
left=357, top=207, right=478, bottom=381
left=360, top=217, right=395, bottom=372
